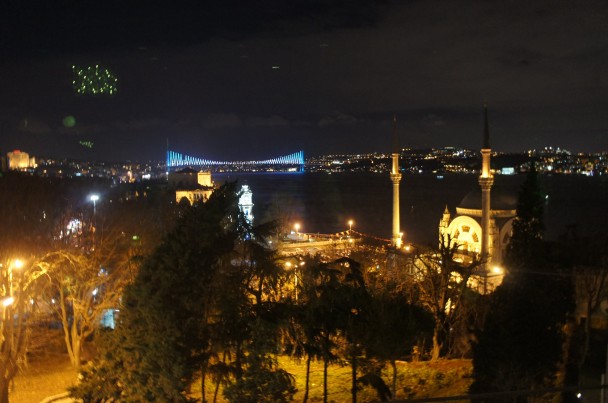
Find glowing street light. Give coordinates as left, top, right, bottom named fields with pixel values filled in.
left=294, top=223, right=300, bottom=236
left=348, top=219, right=354, bottom=236
left=1, top=297, right=14, bottom=308
left=89, top=194, right=100, bottom=215
left=6, top=258, right=25, bottom=298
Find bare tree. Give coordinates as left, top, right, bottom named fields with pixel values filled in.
left=410, top=235, right=480, bottom=360
left=39, top=249, right=129, bottom=368
left=0, top=259, right=48, bottom=403
left=574, top=258, right=608, bottom=368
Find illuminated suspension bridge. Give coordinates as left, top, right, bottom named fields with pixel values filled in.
left=166, top=150, right=305, bottom=171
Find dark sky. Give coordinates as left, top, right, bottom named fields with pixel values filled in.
left=1, top=0, right=607, bottom=162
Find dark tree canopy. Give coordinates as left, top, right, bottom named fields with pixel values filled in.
left=72, top=182, right=244, bottom=401
left=471, top=166, right=575, bottom=401
left=506, top=162, right=545, bottom=270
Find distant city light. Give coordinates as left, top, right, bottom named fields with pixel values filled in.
left=65, top=218, right=83, bottom=237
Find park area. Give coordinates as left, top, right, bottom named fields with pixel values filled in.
left=10, top=354, right=472, bottom=402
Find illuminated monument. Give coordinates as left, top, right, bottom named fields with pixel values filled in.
left=390, top=116, right=402, bottom=248
left=439, top=107, right=516, bottom=269
left=239, top=185, right=254, bottom=224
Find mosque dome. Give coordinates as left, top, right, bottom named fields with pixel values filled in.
left=456, top=182, right=518, bottom=218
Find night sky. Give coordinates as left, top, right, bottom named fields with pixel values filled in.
left=1, top=0, right=607, bottom=162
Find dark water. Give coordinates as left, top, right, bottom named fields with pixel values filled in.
left=214, top=172, right=608, bottom=245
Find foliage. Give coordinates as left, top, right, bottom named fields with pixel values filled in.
left=506, top=162, right=545, bottom=269
left=71, top=182, right=299, bottom=402
left=67, top=330, right=123, bottom=401
left=38, top=245, right=130, bottom=368
left=0, top=172, right=80, bottom=402
left=0, top=259, right=48, bottom=403
left=365, top=289, right=434, bottom=397
left=471, top=166, right=575, bottom=401
left=71, top=182, right=244, bottom=401
left=409, top=236, right=480, bottom=360
left=223, top=320, right=296, bottom=403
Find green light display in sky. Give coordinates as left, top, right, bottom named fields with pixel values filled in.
left=72, top=65, right=118, bottom=95
left=62, top=115, right=76, bottom=127
left=79, top=140, right=94, bottom=149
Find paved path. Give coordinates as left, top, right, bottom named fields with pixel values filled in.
left=40, top=392, right=78, bottom=402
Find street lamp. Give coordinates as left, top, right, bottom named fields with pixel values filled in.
left=1, top=297, right=14, bottom=308
left=8, top=259, right=24, bottom=298
left=294, top=223, right=300, bottom=237
left=348, top=219, right=354, bottom=236
left=89, top=194, right=100, bottom=215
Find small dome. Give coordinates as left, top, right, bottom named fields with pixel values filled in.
left=458, top=186, right=518, bottom=211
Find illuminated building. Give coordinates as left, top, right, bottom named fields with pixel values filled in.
left=239, top=185, right=254, bottom=224
left=7, top=150, right=35, bottom=171
left=170, top=168, right=215, bottom=204
left=438, top=108, right=516, bottom=270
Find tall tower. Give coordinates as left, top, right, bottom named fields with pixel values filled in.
left=478, top=106, right=494, bottom=268
left=239, top=184, right=254, bottom=224
left=390, top=115, right=403, bottom=248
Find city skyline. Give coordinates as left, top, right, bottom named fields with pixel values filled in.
left=1, top=0, right=608, bottom=162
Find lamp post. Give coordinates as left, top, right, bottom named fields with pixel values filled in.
left=8, top=259, right=23, bottom=297
left=348, top=219, right=354, bottom=236
left=2, top=258, right=24, bottom=339
left=89, top=194, right=100, bottom=216
left=294, top=223, right=300, bottom=239
left=284, top=261, right=302, bottom=301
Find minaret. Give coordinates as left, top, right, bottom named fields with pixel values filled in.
left=439, top=205, right=451, bottom=245
left=390, top=115, right=403, bottom=248
left=478, top=105, right=494, bottom=269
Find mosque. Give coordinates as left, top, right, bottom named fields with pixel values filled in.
left=167, top=107, right=516, bottom=275
left=390, top=107, right=517, bottom=276
left=437, top=108, right=516, bottom=271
